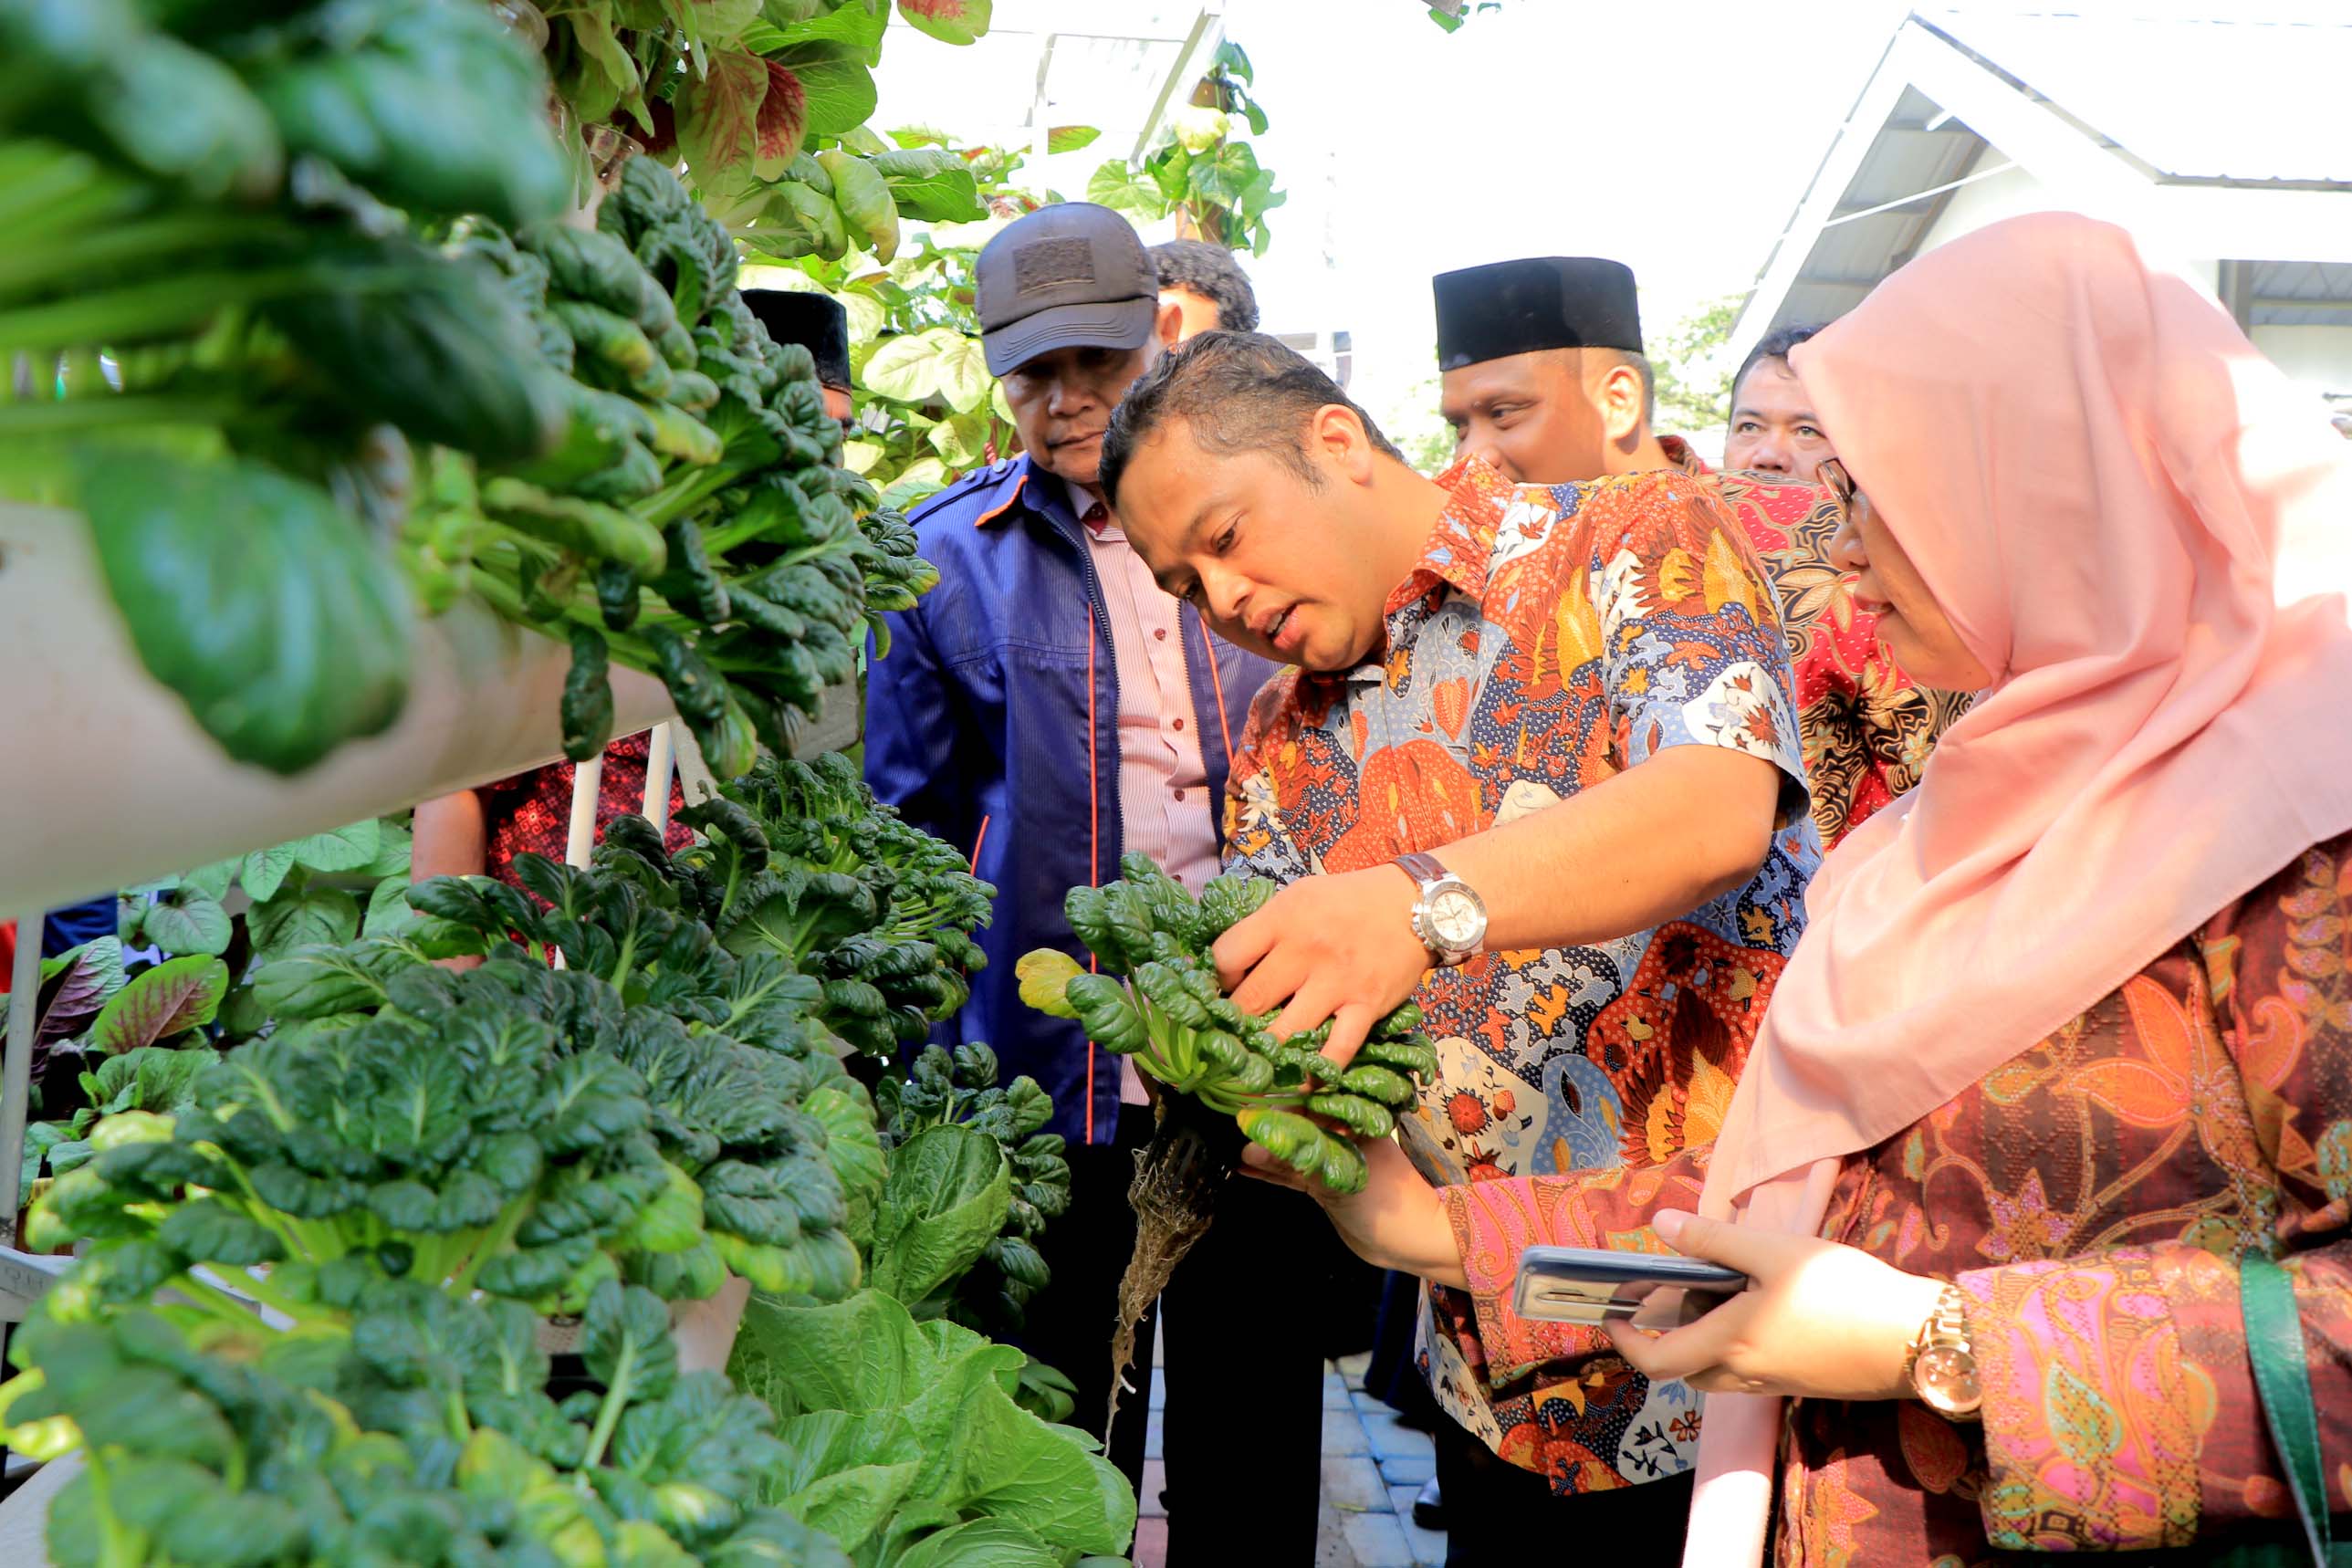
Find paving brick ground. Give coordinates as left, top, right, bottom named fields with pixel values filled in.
left=1136, top=1350, right=1443, bottom=1568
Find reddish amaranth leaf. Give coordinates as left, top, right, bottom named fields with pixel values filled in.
left=896, top=0, right=990, bottom=46
left=758, top=59, right=808, bottom=165
left=676, top=48, right=768, bottom=184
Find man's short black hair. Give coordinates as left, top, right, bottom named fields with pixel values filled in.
left=1100, top=330, right=1402, bottom=507
left=1733, top=324, right=1822, bottom=405
left=1149, top=239, right=1261, bottom=332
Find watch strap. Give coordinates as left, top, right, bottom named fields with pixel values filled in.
left=1908, top=1282, right=1982, bottom=1422
left=1394, top=852, right=1449, bottom=889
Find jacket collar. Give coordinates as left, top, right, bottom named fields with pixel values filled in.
left=968, top=454, right=1037, bottom=529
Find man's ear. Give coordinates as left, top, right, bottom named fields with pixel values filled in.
left=1314, top=403, right=1380, bottom=484
left=1154, top=300, right=1185, bottom=349
left=1594, top=360, right=1648, bottom=444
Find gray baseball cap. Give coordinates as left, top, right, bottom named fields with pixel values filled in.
left=976, top=203, right=1159, bottom=376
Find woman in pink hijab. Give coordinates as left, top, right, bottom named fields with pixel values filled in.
left=1249, top=211, right=2352, bottom=1563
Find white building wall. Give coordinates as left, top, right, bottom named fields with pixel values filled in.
left=1913, top=148, right=2348, bottom=402
left=2252, top=325, right=2352, bottom=401
left=1917, top=148, right=2221, bottom=291
left=1916, top=150, right=2057, bottom=253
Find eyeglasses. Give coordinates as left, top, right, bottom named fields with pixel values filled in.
left=1817, top=455, right=1855, bottom=507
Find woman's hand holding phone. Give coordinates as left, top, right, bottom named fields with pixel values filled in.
left=1599, top=1210, right=1948, bottom=1402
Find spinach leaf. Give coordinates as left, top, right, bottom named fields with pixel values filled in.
left=864, top=1124, right=1008, bottom=1307
left=81, top=450, right=412, bottom=776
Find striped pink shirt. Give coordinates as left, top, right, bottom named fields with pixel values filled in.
left=1072, top=482, right=1223, bottom=1103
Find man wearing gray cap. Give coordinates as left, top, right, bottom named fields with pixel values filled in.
left=862, top=204, right=1296, bottom=1560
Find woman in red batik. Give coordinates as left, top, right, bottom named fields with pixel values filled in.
left=1247, top=212, right=2352, bottom=1565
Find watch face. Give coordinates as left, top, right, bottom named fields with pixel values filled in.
left=1427, top=887, right=1483, bottom=950
left=1915, top=1346, right=1981, bottom=1415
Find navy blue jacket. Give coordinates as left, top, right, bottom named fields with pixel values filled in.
left=864, top=455, right=1278, bottom=1145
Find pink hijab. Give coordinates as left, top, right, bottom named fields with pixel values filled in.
left=1683, top=213, right=2352, bottom=1565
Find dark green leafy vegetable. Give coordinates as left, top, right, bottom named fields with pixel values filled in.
left=1020, top=857, right=1437, bottom=1436
left=0, top=5, right=573, bottom=774
left=874, top=1043, right=1068, bottom=1333
left=1022, top=857, right=1430, bottom=1186
left=80, top=449, right=413, bottom=775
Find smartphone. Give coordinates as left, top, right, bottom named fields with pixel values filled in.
left=1511, top=1245, right=1751, bottom=1328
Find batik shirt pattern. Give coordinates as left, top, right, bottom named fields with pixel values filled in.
left=1223, top=459, right=1822, bottom=1490
left=1661, top=440, right=1971, bottom=847
left=1445, top=832, right=2352, bottom=1562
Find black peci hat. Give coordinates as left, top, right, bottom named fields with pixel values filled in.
left=1432, top=256, right=1643, bottom=371
left=742, top=288, right=852, bottom=392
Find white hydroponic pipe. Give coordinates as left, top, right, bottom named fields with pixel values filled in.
left=0, top=505, right=671, bottom=910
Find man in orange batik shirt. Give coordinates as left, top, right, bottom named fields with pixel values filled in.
left=1099, top=331, right=1824, bottom=1566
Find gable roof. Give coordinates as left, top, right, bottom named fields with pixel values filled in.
left=1730, top=7, right=2352, bottom=362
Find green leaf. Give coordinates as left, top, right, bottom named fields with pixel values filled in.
left=81, top=452, right=411, bottom=776
left=582, top=1281, right=678, bottom=1402
left=20, top=1124, right=69, bottom=1195
left=287, top=818, right=382, bottom=873
left=362, top=878, right=420, bottom=939
left=773, top=44, right=876, bottom=137
left=864, top=147, right=984, bottom=223
left=838, top=288, right=888, bottom=344
left=157, top=1197, right=283, bottom=1267
left=755, top=177, right=848, bottom=260
left=728, top=1291, right=921, bottom=1420
left=250, top=884, right=361, bottom=961
left=677, top=48, right=769, bottom=188
left=179, top=860, right=239, bottom=903
left=1084, top=160, right=1164, bottom=217
left=361, top=819, right=413, bottom=880
left=804, top=1084, right=884, bottom=1247
left=862, top=327, right=953, bottom=403
left=887, top=123, right=952, bottom=148
left=926, top=412, right=988, bottom=468
left=934, top=335, right=989, bottom=414
left=818, top=151, right=900, bottom=263
left=86, top=1047, right=216, bottom=1126
left=1045, top=125, right=1100, bottom=154
left=622, top=1160, right=708, bottom=1254
left=895, top=0, right=991, bottom=47
left=867, top=1123, right=1009, bottom=1304
left=908, top=1375, right=1133, bottom=1555
left=240, top=841, right=298, bottom=904
left=772, top=1408, right=923, bottom=1552
left=565, top=11, right=641, bottom=112
left=138, top=891, right=231, bottom=958
left=89, top=957, right=228, bottom=1055
left=250, top=943, right=407, bottom=1019
left=890, top=1519, right=1060, bottom=1568
left=747, top=0, right=889, bottom=61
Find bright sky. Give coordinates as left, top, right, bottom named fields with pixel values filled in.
left=1219, top=0, right=1910, bottom=427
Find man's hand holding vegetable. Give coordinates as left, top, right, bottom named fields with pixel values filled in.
left=1212, top=743, right=1786, bottom=1075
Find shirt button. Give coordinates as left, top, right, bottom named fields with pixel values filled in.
left=1172, top=717, right=1185, bottom=731
left=1155, top=627, right=1168, bottom=641
left=1174, top=789, right=1186, bottom=801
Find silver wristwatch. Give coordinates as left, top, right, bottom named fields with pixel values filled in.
left=1394, top=852, right=1488, bottom=967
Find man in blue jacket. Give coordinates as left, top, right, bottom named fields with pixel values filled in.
left=864, top=204, right=1281, bottom=1554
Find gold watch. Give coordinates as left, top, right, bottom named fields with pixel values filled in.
left=1905, top=1282, right=1982, bottom=1422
